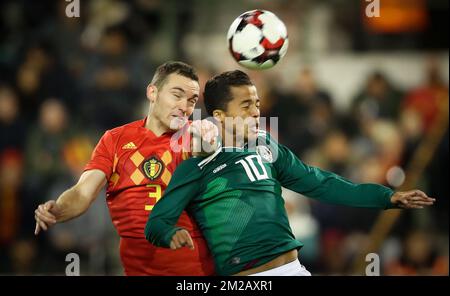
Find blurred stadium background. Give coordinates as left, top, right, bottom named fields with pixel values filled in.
left=0, top=0, right=448, bottom=275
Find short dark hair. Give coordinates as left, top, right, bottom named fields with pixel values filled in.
left=150, top=61, right=198, bottom=89
left=203, top=70, right=253, bottom=116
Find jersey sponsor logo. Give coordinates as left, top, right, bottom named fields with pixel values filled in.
left=142, top=156, right=164, bottom=180
left=122, top=142, right=137, bottom=149
left=256, top=145, right=273, bottom=163
left=213, top=163, right=227, bottom=174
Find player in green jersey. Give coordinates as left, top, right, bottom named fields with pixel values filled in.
left=144, top=70, right=435, bottom=276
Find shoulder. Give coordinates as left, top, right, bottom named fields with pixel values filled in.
left=255, top=129, right=280, bottom=163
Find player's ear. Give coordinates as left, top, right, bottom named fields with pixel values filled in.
left=146, top=85, right=158, bottom=103
left=213, top=110, right=225, bottom=123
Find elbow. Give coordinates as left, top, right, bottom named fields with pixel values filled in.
left=144, top=219, right=171, bottom=248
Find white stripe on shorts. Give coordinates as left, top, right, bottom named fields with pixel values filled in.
left=248, top=259, right=311, bottom=276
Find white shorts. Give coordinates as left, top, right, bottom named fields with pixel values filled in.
left=248, top=259, right=311, bottom=276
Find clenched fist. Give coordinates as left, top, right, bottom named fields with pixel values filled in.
left=170, top=229, right=195, bottom=250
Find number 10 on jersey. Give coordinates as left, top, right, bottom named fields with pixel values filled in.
left=236, top=155, right=269, bottom=182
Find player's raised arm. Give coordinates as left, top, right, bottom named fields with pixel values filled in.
left=34, top=169, right=106, bottom=235
left=144, top=159, right=201, bottom=249
left=270, top=138, right=434, bottom=210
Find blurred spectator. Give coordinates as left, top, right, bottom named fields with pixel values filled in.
left=367, top=120, right=405, bottom=174
left=349, top=120, right=404, bottom=185
left=0, top=150, right=23, bottom=245
left=402, top=59, right=448, bottom=131
left=351, top=71, right=404, bottom=135
left=316, top=228, right=348, bottom=275
left=0, top=84, right=26, bottom=151
left=273, top=67, right=335, bottom=155
left=8, top=238, right=38, bottom=275
left=15, top=43, right=76, bottom=121
left=45, top=1, right=85, bottom=79
left=0, top=85, right=26, bottom=251
left=399, top=109, right=425, bottom=151
left=25, top=99, right=92, bottom=203
left=80, top=25, right=144, bottom=130
left=318, top=130, right=351, bottom=175
left=402, top=57, right=448, bottom=133
left=385, top=230, right=448, bottom=275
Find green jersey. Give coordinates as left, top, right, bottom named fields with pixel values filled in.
left=145, top=131, right=395, bottom=275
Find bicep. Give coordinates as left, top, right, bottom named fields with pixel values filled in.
left=274, top=144, right=328, bottom=194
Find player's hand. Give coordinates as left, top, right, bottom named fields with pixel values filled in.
left=170, top=229, right=195, bottom=250
left=189, top=119, right=219, bottom=157
left=390, top=190, right=435, bottom=209
left=34, top=200, right=58, bottom=235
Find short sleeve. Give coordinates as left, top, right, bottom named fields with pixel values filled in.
left=84, top=130, right=114, bottom=179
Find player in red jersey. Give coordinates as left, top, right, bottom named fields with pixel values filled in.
left=33, top=61, right=215, bottom=275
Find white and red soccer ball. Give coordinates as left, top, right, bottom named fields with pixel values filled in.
left=227, top=9, right=289, bottom=70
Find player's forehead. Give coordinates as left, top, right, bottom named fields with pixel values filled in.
left=162, top=73, right=199, bottom=94
left=229, top=85, right=258, bottom=102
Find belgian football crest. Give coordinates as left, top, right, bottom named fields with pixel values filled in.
left=142, top=156, right=164, bottom=180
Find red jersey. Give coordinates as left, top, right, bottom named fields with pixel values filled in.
left=84, top=118, right=215, bottom=275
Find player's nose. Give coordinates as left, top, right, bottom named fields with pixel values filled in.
left=177, top=99, right=188, bottom=113
left=249, top=105, right=260, bottom=118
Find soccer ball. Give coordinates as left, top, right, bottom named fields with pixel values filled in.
left=227, top=9, right=289, bottom=70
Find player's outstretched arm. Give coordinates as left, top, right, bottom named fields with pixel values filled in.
left=271, top=139, right=435, bottom=209
left=34, top=169, right=106, bottom=235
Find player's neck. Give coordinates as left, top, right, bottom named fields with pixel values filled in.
left=145, top=115, right=169, bottom=137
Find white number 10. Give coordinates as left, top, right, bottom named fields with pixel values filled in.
left=236, top=155, right=269, bottom=182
